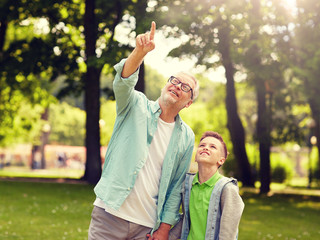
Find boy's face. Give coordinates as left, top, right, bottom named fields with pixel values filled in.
left=195, top=136, right=225, bottom=168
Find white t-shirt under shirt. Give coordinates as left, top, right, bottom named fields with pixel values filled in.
left=94, top=117, right=175, bottom=228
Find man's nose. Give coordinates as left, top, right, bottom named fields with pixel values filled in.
left=175, top=83, right=182, bottom=90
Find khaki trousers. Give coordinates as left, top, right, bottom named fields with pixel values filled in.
left=88, top=206, right=152, bottom=240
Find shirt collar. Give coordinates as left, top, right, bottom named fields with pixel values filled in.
left=192, top=171, right=221, bottom=187
left=151, top=100, right=161, bottom=114
left=152, top=100, right=183, bottom=128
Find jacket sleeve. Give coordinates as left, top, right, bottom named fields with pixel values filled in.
left=113, top=59, right=140, bottom=115
left=219, top=183, right=245, bottom=240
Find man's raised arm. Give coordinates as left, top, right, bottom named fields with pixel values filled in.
left=121, top=21, right=156, bottom=78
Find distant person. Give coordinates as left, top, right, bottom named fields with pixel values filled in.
left=57, top=152, right=66, bottom=167
left=88, top=21, right=199, bottom=240
left=0, top=153, right=4, bottom=168
left=173, top=131, right=244, bottom=240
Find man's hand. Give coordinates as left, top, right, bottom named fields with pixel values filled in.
left=121, top=21, right=156, bottom=78
left=135, top=21, right=156, bottom=55
left=146, top=223, right=171, bottom=240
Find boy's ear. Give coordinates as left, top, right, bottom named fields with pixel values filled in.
left=218, top=157, right=226, bottom=166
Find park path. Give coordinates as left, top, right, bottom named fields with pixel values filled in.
left=0, top=176, right=88, bottom=184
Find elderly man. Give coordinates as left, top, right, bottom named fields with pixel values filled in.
left=88, top=21, right=199, bottom=240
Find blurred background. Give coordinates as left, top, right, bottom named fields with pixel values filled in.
left=0, top=0, right=320, bottom=195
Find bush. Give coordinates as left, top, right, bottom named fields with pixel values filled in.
left=314, top=168, right=320, bottom=180
left=272, top=165, right=287, bottom=183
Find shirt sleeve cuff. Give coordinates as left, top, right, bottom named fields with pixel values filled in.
left=114, top=58, right=140, bottom=87
left=161, top=211, right=180, bottom=226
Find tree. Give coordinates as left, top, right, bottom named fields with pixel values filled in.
left=1, top=0, right=153, bottom=182
left=242, top=0, right=272, bottom=193
left=153, top=0, right=254, bottom=186
left=0, top=0, right=83, bottom=169
left=82, top=0, right=152, bottom=184
left=291, top=0, right=320, bottom=173
left=238, top=0, right=304, bottom=193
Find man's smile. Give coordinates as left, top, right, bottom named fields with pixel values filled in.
left=169, top=90, right=179, bottom=97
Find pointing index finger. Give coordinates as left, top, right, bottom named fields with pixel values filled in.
left=150, top=21, right=156, bottom=40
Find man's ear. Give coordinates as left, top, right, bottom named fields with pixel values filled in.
left=184, top=100, right=193, bottom=108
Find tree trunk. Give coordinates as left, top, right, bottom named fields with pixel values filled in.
left=0, top=18, right=7, bottom=54
left=256, top=83, right=271, bottom=194
left=249, top=0, right=272, bottom=194
left=316, top=120, right=320, bottom=173
left=218, top=25, right=254, bottom=187
left=84, top=67, right=102, bottom=184
left=309, top=103, right=320, bottom=174
left=40, top=107, right=50, bottom=169
left=83, top=0, right=102, bottom=184
left=136, top=61, right=145, bottom=92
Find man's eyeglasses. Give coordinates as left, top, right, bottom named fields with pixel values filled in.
left=168, top=76, right=193, bottom=100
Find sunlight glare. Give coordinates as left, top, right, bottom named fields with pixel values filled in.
left=283, top=0, right=297, bottom=13
left=275, top=0, right=297, bottom=17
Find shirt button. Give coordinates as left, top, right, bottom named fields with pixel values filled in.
left=128, top=187, right=130, bottom=190
left=134, top=171, right=137, bottom=174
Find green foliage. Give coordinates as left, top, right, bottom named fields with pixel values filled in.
left=0, top=1, right=83, bottom=147
left=269, top=147, right=296, bottom=183
left=1, top=99, right=87, bottom=147
left=246, top=143, right=301, bottom=183
left=180, top=80, right=228, bottom=140
left=1, top=0, right=320, bottom=181
left=100, top=99, right=116, bottom=146
left=314, top=169, right=320, bottom=180
left=272, top=165, right=287, bottom=183
left=0, top=100, right=44, bottom=147
left=145, top=65, right=167, bottom=101
left=49, top=102, right=86, bottom=146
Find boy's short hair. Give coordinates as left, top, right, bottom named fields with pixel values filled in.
left=200, top=131, right=229, bottom=159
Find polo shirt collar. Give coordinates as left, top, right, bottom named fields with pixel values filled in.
left=192, top=171, right=222, bottom=187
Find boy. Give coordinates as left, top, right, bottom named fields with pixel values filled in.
left=178, top=131, right=244, bottom=240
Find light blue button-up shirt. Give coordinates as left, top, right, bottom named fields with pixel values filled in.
left=94, top=59, right=195, bottom=231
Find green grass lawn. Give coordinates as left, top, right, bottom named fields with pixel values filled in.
left=240, top=192, right=320, bottom=239
left=1, top=180, right=320, bottom=240
left=0, top=167, right=84, bottom=179
left=0, top=181, right=94, bottom=240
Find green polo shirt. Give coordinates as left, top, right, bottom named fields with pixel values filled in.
left=187, top=171, right=222, bottom=240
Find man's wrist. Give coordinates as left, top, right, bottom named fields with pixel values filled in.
left=132, top=47, right=148, bottom=59
left=158, top=222, right=171, bottom=231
